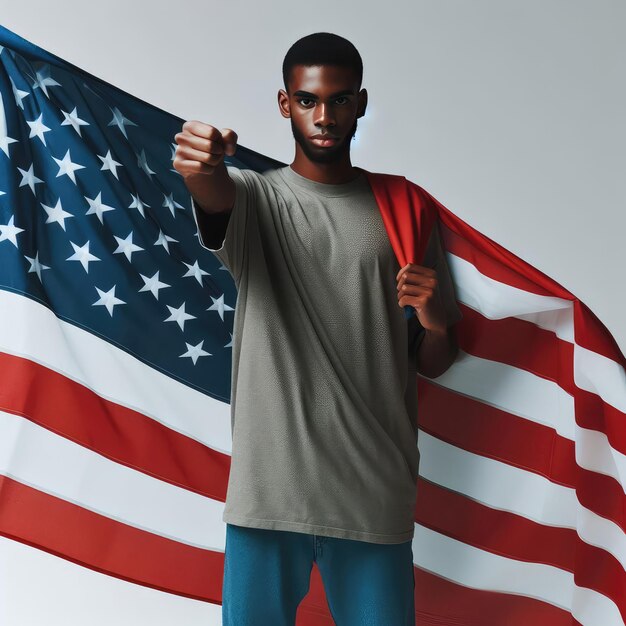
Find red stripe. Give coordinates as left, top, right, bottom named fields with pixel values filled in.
left=0, top=351, right=229, bottom=500
left=0, top=475, right=221, bottom=602
left=576, top=386, right=626, bottom=452
left=574, top=299, right=626, bottom=369
left=416, top=478, right=626, bottom=621
left=418, top=379, right=577, bottom=487
left=454, top=304, right=575, bottom=394
left=453, top=305, right=626, bottom=459
left=0, top=475, right=339, bottom=623
left=437, top=208, right=571, bottom=299
left=438, top=209, right=625, bottom=368
left=414, top=566, right=580, bottom=626
left=457, top=303, right=626, bottom=454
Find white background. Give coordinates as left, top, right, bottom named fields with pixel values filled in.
left=1, top=1, right=624, bottom=624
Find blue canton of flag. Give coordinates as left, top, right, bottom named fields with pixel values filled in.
left=0, top=27, right=251, bottom=400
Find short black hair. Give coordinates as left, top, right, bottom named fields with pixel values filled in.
left=282, top=32, right=363, bottom=93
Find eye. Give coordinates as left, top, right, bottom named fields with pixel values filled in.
left=296, top=97, right=350, bottom=107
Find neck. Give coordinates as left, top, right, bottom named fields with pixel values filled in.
left=290, top=151, right=360, bottom=184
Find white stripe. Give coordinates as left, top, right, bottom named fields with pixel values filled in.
left=446, top=252, right=575, bottom=342
left=0, top=410, right=225, bottom=551
left=419, top=428, right=577, bottom=527
left=0, top=537, right=222, bottom=626
left=448, top=251, right=626, bottom=417
left=575, top=421, right=626, bottom=494
left=0, top=290, right=232, bottom=454
left=430, top=349, right=577, bottom=440
left=433, top=337, right=626, bottom=493
left=575, top=342, right=626, bottom=413
left=418, top=429, right=626, bottom=572
left=412, top=524, right=623, bottom=626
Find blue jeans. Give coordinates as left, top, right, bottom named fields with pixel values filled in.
left=222, top=523, right=416, bottom=625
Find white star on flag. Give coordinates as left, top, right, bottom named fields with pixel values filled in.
left=108, top=107, right=137, bottom=139
left=53, top=148, right=86, bottom=184
left=162, top=192, right=186, bottom=218
left=41, top=198, right=74, bottom=231
left=92, top=285, right=126, bottom=316
left=164, top=302, right=196, bottom=331
left=17, top=163, right=44, bottom=194
left=113, top=232, right=143, bottom=262
left=66, top=240, right=100, bottom=272
left=179, top=340, right=211, bottom=365
left=182, top=260, right=210, bottom=285
left=0, top=214, right=25, bottom=247
left=154, top=229, right=178, bottom=253
left=207, top=294, right=234, bottom=321
left=24, top=251, right=51, bottom=282
left=10, top=76, right=29, bottom=109
left=60, top=106, right=90, bottom=136
left=98, top=149, right=123, bottom=179
left=32, top=64, right=61, bottom=97
left=26, top=112, right=52, bottom=145
left=85, top=191, right=116, bottom=224
left=139, top=271, right=170, bottom=300
left=137, top=148, right=156, bottom=177
left=128, top=193, right=150, bottom=219
left=107, top=105, right=137, bottom=139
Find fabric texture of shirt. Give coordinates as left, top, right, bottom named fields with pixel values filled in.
left=191, top=164, right=462, bottom=544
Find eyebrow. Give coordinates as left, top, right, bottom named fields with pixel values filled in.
left=292, top=89, right=355, bottom=99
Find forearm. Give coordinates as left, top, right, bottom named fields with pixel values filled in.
left=185, top=162, right=235, bottom=214
left=415, top=326, right=459, bottom=378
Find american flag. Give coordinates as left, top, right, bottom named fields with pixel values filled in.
left=1, top=23, right=625, bottom=626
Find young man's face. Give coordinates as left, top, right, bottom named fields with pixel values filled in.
left=279, top=64, right=367, bottom=164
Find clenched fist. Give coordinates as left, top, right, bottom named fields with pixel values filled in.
left=173, top=121, right=238, bottom=179
left=396, top=262, right=447, bottom=335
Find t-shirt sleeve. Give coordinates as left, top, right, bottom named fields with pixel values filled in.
left=421, top=220, right=463, bottom=327
left=190, top=166, right=257, bottom=283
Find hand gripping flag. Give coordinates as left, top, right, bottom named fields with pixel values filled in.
left=1, top=24, right=625, bottom=626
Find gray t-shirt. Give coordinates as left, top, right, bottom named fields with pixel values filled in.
left=191, top=164, right=462, bottom=544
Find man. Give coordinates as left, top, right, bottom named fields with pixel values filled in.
left=173, top=32, right=462, bottom=626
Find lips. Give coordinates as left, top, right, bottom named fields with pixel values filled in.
left=310, top=135, right=339, bottom=147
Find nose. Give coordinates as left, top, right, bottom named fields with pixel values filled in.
left=314, top=102, right=336, bottom=128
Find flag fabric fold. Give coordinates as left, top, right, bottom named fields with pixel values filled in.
left=0, top=23, right=624, bottom=626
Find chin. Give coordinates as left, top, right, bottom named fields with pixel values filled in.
left=305, top=139, right=346, bottom=161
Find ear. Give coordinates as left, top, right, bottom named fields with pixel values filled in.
left=277, top=89, right=291, bottom=119
left=357, top=88, right=368, bottom=118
